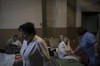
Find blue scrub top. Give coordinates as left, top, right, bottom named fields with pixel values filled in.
left=79, top=32, right=96, bottom=56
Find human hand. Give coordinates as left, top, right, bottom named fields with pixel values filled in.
left=15, top=54, right=22, bottom=62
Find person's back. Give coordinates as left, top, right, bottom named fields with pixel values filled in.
left=80, top=32, right=96, bottom=66
left=19, top=22, right=50, bottom=66
left=74, top=27, right=97, bottom=66
left=34, top=35, right=50, bottom=66
left=80, top=32, right=96, bottom=51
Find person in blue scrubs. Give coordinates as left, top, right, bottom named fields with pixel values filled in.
left=74, top=27, right=97, bottom=66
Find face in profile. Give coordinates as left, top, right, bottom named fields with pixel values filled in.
left=64, top=37, right=69, bottom=43
left=20, top=31, right=28, bottom=41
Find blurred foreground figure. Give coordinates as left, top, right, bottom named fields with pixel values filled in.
left=74, top=27, right=97, bottom=66
left=18, top=22, right=50, bottom=66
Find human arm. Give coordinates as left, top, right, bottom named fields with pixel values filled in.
left=67, top=40, right=74, bottom=55
left=87, top=33, right=98, bottom=56
left=39, top=40, right=50, bottom=66
left=74, top=45, right=81, bottom=54
left=94, top=42, right=99, bottom=57
left=15, top=54, right=22, bottom=62
left=58, top=43, right=67, bottom=56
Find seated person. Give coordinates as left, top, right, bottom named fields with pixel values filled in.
left=59, top=35, right=64, bottom=43
left=58, top=36, right=79, bottom=61
left=6, top=35, right=22, bottom=48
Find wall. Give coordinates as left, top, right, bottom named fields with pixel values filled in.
left=0, top=0, right=42, bottom=29
left=78, top=0, right=100, bottom=12
left=76, top=0, right=100, bottom=27
left=67, top=0, right=78, bottom=49
left=0, top=28, right=42, bottom=49
left=1, top=0, right=100, bottom=49
left=54, top=0, right=67, bottom=28
left=0, top=0, right=2, bottom=27
left=0, top=0, right=68, bottom=48
left=46, top=0, right=67, bottom=37
left=82, top=12, right=98, bottom=33
left=46, top=0, right=67, bottom=28
left=0, top=0, right=68, bottom=29
left=0, top=0, right=42, bottom=48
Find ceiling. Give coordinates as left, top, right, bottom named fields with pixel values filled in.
left=87, top=0, right=100, bottom=3
left=87, top=0, right=100, bottom=6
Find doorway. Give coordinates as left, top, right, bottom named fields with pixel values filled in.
left=81, top=12, right=99, bottom=35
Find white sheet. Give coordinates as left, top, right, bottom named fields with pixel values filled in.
left=63, top=55, right=80, bottom=61
left=0, top=53, right=15, bottom=66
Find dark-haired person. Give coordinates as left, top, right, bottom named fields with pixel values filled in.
left=7, top=35, right=22, bottom=48
left=18, top=22, right=50, bottom=66
left=74, top=27, right=97, bottom=66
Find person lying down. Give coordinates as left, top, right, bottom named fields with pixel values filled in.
left=58, top=36, right=79, bottom=61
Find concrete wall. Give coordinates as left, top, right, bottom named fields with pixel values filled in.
left=0, top=0, right=1, bottom=18
left=0, top=0, right=100, bottom=49
left=54, top=0, right=67, bottom=28
left=0, top=0, right=42, bottom=29
left=0, top=0, right=68, bottom=29
left=0, top=0, right=68, bottom=48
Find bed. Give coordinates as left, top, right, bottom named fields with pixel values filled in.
left=0, top=53, right=15, bottom=66
left=0, top=53, right=85, bottom=66
left=50, top=56, right=84, bottom=66
left=0, top=53, right=23, bottom=66
left=0, top=45, right=22, bottom=66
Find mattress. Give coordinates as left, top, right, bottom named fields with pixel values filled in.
left=50, top=56, right=84, bottom=66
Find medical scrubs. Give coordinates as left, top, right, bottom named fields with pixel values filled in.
left=79, top=32, right=96, bottom=66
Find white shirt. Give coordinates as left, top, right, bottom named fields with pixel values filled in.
left=20, top=35, right=50, bottom=66
left=7, top=39, right=22, bottom=48
left=58, top=41, right=73, bottom=58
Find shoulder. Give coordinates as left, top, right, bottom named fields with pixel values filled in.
left=84, top=32, right=94, bottom=36
left=58, top=41, right=65, bottom=47
left=84, top=32, right=96, bottom=38
left=35, top=35, right=44, bottom=42
left=83, top=32, right=96, bottom=43
left=34, top=35, right=46, bottom=45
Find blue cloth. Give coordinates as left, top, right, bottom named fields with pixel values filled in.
left=79, top=32, right=96, bottom=65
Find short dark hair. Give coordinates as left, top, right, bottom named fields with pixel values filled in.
left=13, top=35, right=18, bottom=38
left=18, top=22, right=36, bottom=35
left=77, top=27, right=87, bottom=36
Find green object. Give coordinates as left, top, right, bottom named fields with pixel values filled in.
left=41, top=0, right=48, bottom=38
left=55, top=59, right=84, bottom=66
